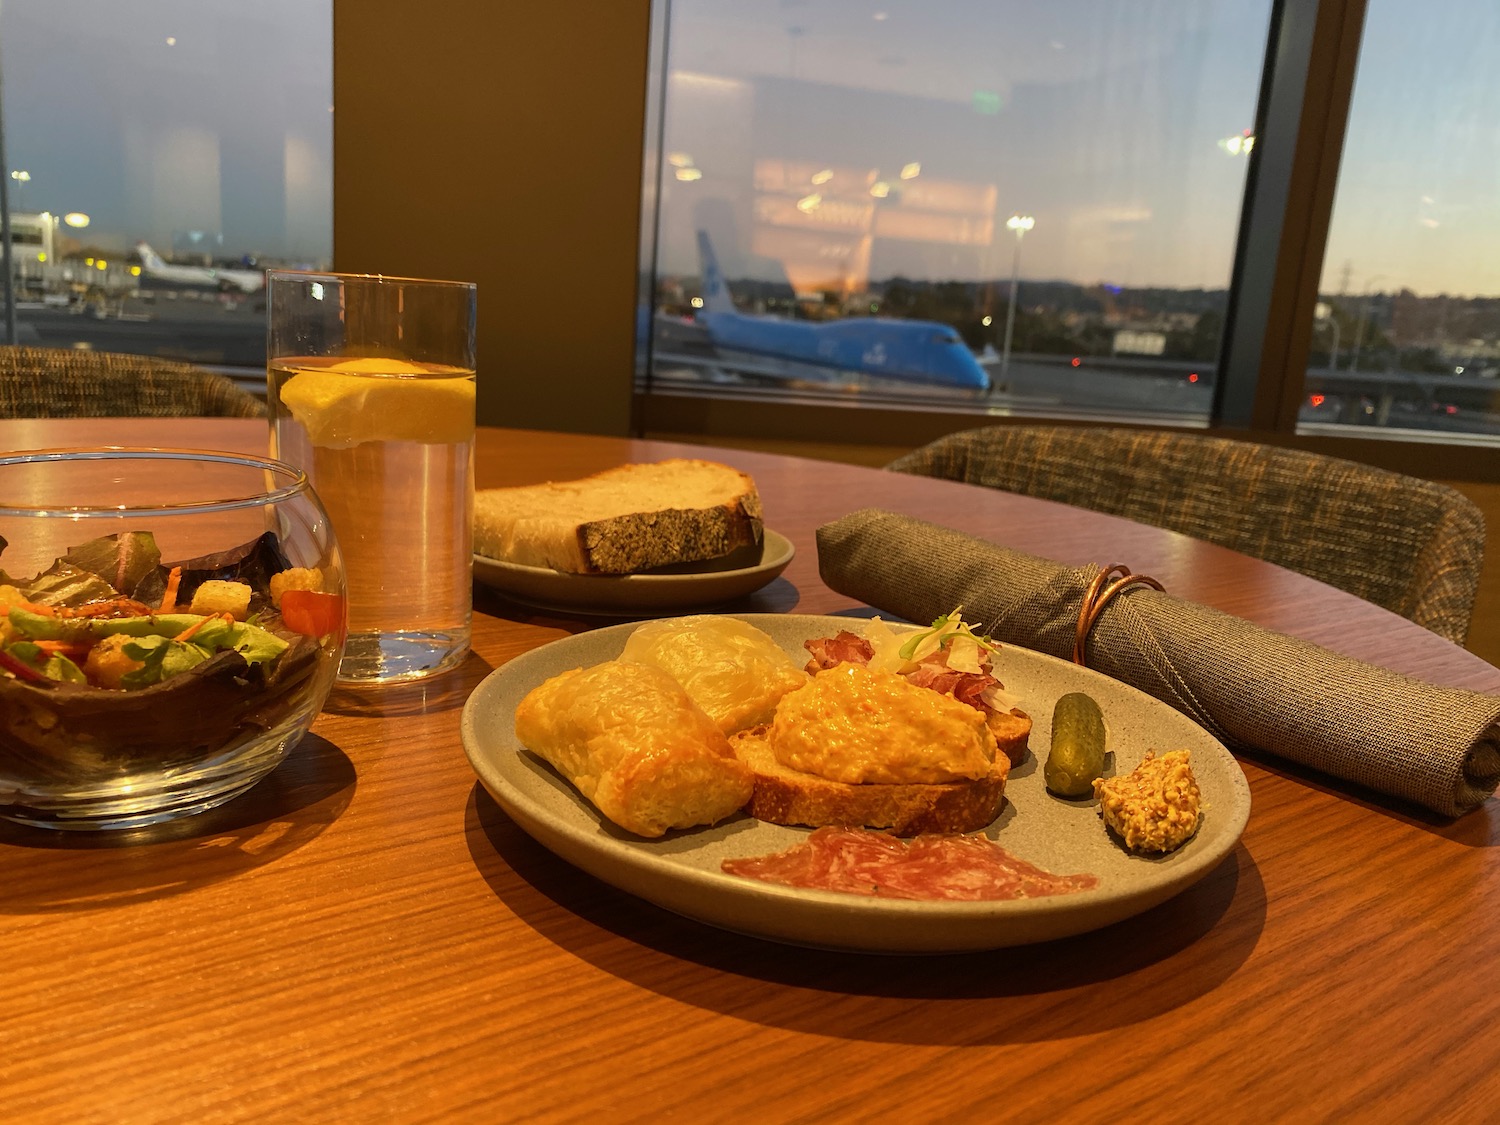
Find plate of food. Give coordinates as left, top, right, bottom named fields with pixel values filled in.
left=461, top=612, right=1251, bottom=954
left=470, top=459, right=794, bottom=613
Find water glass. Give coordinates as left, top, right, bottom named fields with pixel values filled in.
left=267, top=270, right=477, bottom=683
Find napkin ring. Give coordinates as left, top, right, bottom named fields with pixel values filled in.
left=1073, top=563, right=1165, bottom=666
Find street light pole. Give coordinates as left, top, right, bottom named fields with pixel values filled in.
left=1348, top=275, right=1388, bottom=375
left=1000, top=213, right=1034, bottom=383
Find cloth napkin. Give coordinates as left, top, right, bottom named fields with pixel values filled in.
left=816, top=508, right=1500, bottom=818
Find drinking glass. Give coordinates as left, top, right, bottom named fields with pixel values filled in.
left=267, top=271, right=477, bottom=683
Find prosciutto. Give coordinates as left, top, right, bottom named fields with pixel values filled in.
left=803, top=632, right=1003, bottom=719
left=721, top=826, right=1100, bottom=901
left=803, top=630, right=873, bottom=672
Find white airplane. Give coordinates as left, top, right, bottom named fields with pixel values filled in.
left=134, top=241, right=265, bottom=294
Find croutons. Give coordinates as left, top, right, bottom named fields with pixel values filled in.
left=189, top=580, right=253, bottom=620
left=84, top=633, right=145, bottom=690
left=269, top=567, right=324, bottom=608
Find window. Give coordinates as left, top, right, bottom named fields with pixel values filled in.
left=637, top=0, right=1500, bottom=451
left=1302, top=0, right=1500, bottom=438
left=640, top=0, right=1271, bottom=425
left=0, top=0, right=332, bottom=373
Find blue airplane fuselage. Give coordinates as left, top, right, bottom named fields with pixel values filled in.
left=697, top=310, right=991, bottom=391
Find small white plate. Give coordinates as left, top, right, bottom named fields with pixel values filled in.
left=462, top=614, right=1251, bottom=953
left=472, top=530, right=794, bottom=615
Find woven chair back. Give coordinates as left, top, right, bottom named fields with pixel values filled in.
left=0, top=345, right=266, bottom=419
left=886, top=424, right=1486, bottom=645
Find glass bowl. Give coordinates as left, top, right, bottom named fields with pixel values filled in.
left=0, top=447, right=346, bottom=830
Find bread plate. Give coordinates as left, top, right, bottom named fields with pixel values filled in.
left=472, top=530, right=794, bottom=615
left=461, top=613, right=1251, bottom=954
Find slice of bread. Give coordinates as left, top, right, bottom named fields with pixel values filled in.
left=987, top=708, right=1033, bottom=768
left=730, top=725, right=1010, bottom=836
left=473, top=459, right=763, bottom=575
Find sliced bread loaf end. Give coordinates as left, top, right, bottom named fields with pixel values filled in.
left=474, top=458, right=763, bottom=574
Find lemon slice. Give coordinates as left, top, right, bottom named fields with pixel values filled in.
left=279, top=358, right=475, bottom=447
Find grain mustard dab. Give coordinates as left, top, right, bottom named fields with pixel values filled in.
left=1093, top=750, right=1202, bottom=854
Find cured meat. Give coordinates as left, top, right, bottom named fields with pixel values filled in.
left=721, top=826, right=1099, bottom=901
left=802, top=630, right=873, bottom=672
left=804, top=632, right=1008, bottom=725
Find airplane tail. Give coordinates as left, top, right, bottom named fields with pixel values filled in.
left=695, top=230, right=737, bottom=315
left=135, top=242, right=167, bottom=271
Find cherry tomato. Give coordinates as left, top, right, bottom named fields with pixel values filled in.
left=279, top=590, right=346, bottom=640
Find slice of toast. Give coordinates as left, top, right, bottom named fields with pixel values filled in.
left=473, top=459, right=763, bottom=575
left=730, top=726, right=1011, bottom=836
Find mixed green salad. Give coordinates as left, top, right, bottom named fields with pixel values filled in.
left=0, top=530, right=344, bottom=776
left=0, top=530, right=340, bottom=692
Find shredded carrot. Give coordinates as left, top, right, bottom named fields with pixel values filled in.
left=34, top=639, right=91, bottom=656
left=173, top=612, right=231, bottom=643
left=159, top=567, right=183, bottom=614
left=19, top=601, right=55, bottom=617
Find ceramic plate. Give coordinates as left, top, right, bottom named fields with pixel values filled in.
left=472, top=530, right=794, bottom=615
left=461, top=613, right=1251, bottom=954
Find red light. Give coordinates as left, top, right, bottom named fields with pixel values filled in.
left=1188, top=372, right=1199, bottom=383
left=1071, top=357, right=1082, bottom=367
left=1310, top=394, right=1326, bottom=407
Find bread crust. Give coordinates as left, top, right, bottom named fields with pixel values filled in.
left=730, top=725, right=1010, bottom=836
left=474, top=459, right=763, bottom=574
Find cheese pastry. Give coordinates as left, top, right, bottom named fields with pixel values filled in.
left=514, top=659, right=753, bottom=838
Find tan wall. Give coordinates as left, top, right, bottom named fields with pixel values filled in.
left=332, top=0, right=649, bottom=437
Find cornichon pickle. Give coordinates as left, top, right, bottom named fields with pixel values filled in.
left=1045, top=691, right=1107, bottom=797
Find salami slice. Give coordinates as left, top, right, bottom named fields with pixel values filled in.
left=722, top=826, right=1099, bottom=901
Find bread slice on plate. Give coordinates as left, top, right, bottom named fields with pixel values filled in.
left=473, top=459, right=763, bottom=575
left=730, top=726, right=1011, bottom=836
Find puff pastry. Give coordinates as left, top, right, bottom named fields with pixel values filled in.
left=619, top=614, right=808, bottom=734
left=513, top=659, right=753, bottom=837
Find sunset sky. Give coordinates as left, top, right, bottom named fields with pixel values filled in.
left=3, top=0, right=1495, bottom=297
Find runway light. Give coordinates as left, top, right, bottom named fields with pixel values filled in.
left=1188, top=372, right=1199, bottom=383
left=810, top=169, right=833, bottom=185
left=796, top=193, right=822, bottom=213
left=36, top=252, right=46, bottom=262
left=982, top=315, right=992, bottom=326
left=1071, top=357, right=1082, bottom=367
left=129, top=265, right=141, bottom=276
left=869, top=181, right=890, bottom=198
left=1310, top=394, right=1326, bottom=407
left=900, top=162, right=921, bottom=180
left=96, top=259, right=108, bottom=270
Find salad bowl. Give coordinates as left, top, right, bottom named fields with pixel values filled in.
left=0, top=447, right=346, bottom=830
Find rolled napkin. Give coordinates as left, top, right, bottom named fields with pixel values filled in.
left=817, top=508, right=1500, bottom=818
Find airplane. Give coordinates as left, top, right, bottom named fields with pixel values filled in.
left=134, top=242, right=265, bottom=294
left=689, top=230, right=991, bottom=391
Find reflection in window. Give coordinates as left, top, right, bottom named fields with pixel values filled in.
left=1306, top=0, right=1500, bottom=438
left=0, top=0, right=332, bottom=370
left=642, top=0, right=1270, bottom=423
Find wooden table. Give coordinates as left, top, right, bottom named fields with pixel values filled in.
left=4, top=418, right=1500, bottom=1123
